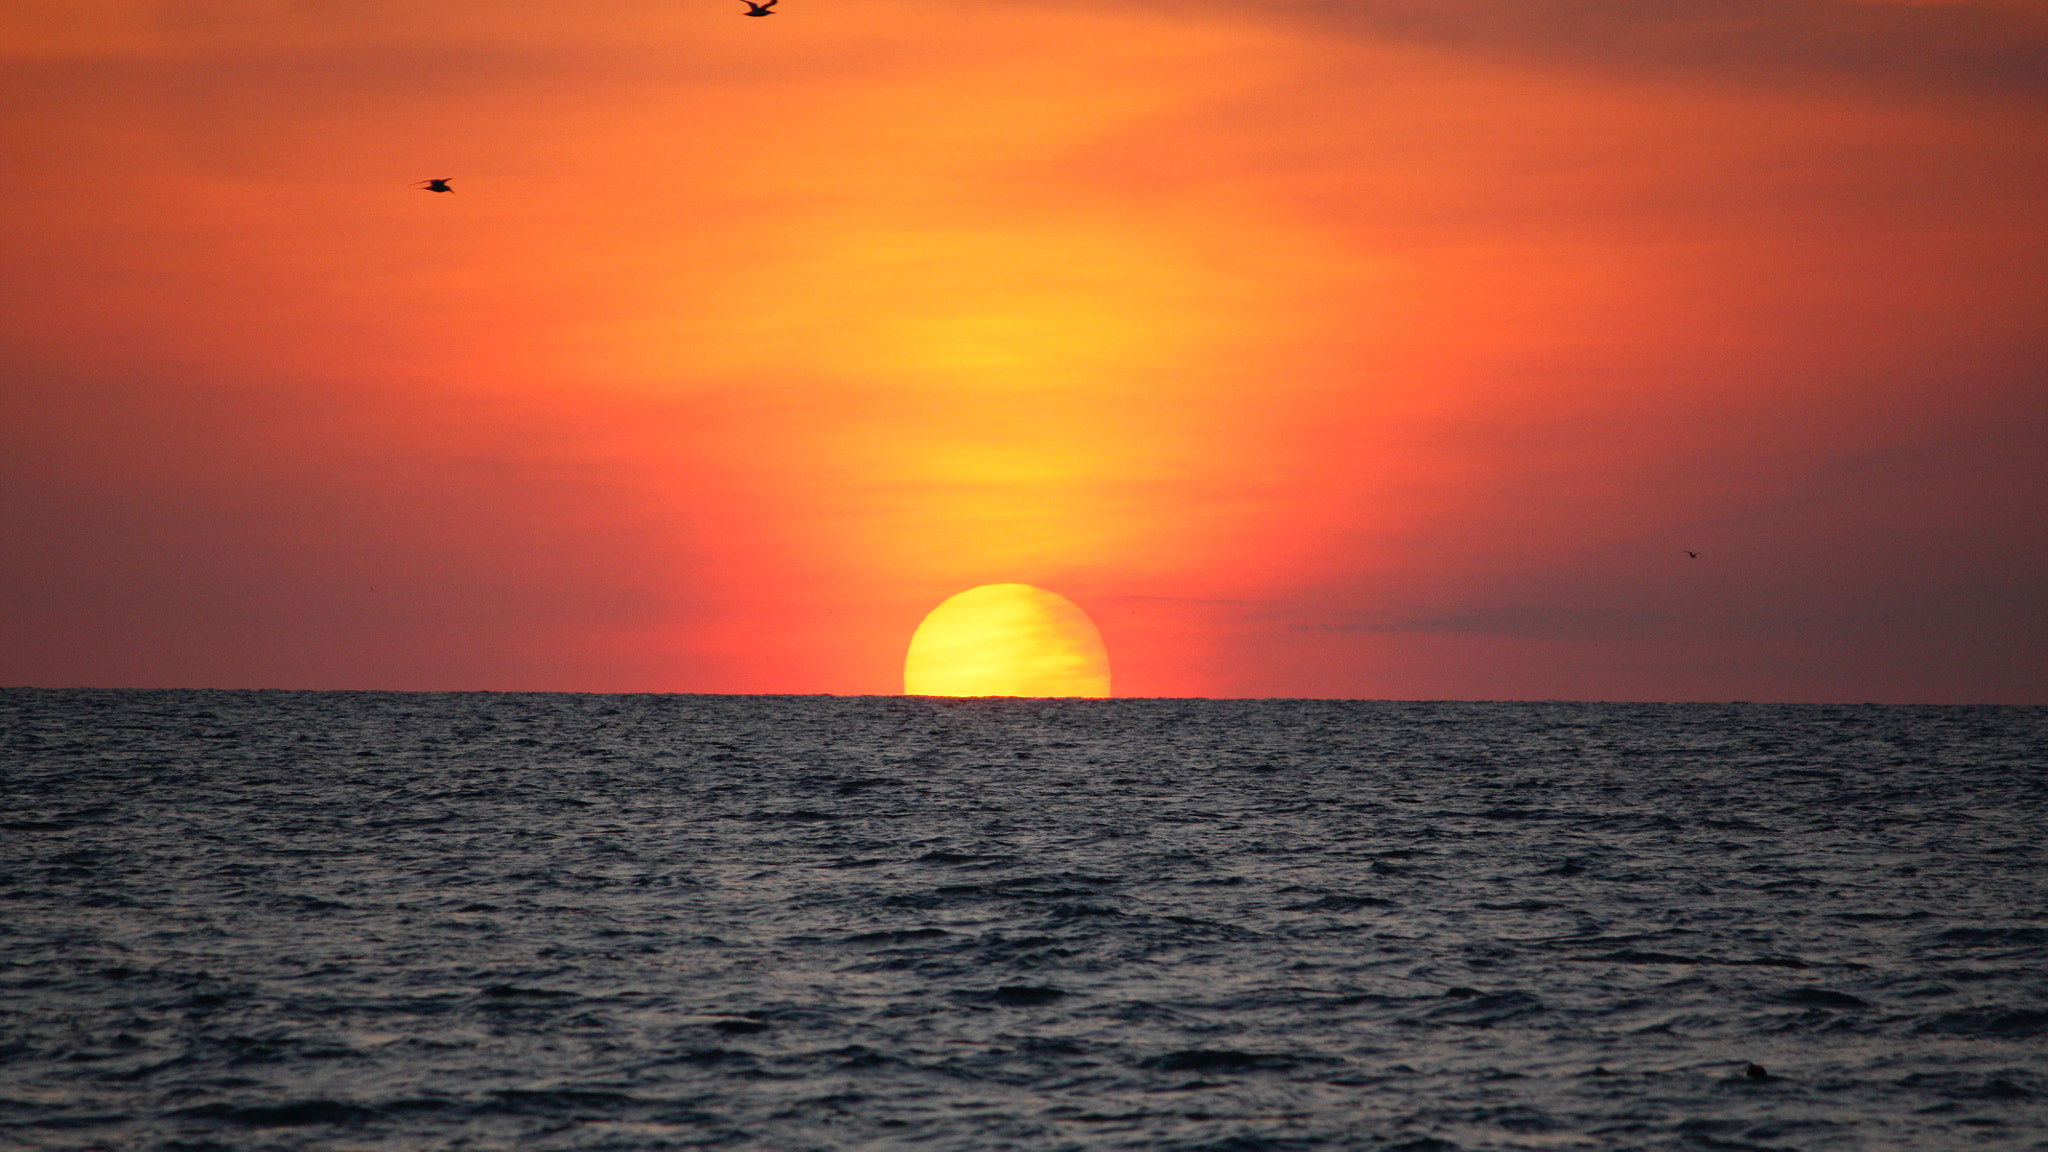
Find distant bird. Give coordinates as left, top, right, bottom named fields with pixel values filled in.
left=742, top=0, right=775, bottom=13
left=414, top=178, right=454, bottom=193
left=1745, top=1063, right=1771, bottom=1080
left=1684, top=551, right=1698, bottom=558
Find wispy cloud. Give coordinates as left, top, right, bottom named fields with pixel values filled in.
left=1299, top=606, right=1678, bottom=643
left=1205, top=0, right=2048, bottom=100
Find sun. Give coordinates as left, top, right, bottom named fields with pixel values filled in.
left=904, top=584, right=1111, bottom=697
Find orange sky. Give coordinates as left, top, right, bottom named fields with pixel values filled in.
left=3, top=0, right=2045, bottom=701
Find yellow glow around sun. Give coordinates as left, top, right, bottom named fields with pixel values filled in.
left=904, top=584, right=1111, bottom=697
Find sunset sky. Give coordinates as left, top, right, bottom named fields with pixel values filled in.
left=3, top=0, right=2044, bottom=701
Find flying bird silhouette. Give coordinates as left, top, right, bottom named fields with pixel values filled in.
left=742, top=0, right=775, bottom=14
left=414, top=178, right=454, bottom=193
left=1685, top=550, right=1698, bottom=558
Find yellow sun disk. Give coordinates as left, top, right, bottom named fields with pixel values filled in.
left=904, top=584, right=1111, bottom=697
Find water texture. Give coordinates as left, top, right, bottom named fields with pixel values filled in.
left=2, top=689, right=2044, bottom=1151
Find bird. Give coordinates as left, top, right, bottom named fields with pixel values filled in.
left=1745, top=1063, right=1771, bottom=1080
left=1684, top=550, right=1698, bottom=558
left=414, top=178, right=454, bottom=193
left=742, top=0, right=775, bottom=14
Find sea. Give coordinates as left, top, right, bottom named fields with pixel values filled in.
left=2, top=689, right=2044, bottom=1151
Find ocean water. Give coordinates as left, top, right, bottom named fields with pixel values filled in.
left=2, top=689, right=2044, bottom=1151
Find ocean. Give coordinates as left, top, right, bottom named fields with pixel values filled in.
left=2, top=689, right=2043, bottom=1150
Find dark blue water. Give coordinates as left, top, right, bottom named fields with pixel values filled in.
left=3, top=689, right=2044, bottom=1150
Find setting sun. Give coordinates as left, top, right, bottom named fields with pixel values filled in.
left=903, top=584, right=1111, bottom=697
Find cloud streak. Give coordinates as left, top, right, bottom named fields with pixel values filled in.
left=1206, top=0, right=2048, bottom=100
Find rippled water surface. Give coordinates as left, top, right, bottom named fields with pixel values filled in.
left=3, top=689, right=2045, bottom=1151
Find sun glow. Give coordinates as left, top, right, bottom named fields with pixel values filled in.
left=903, top=584, right=1111, bottom=697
